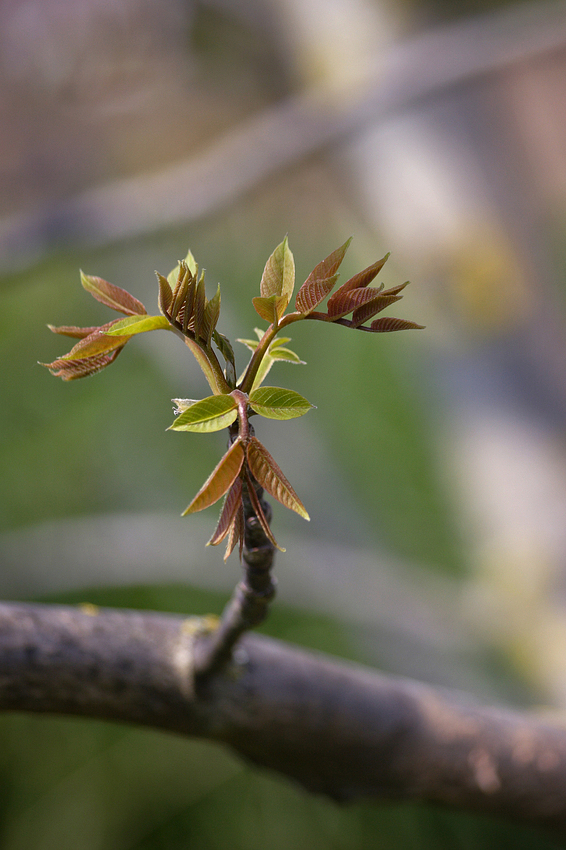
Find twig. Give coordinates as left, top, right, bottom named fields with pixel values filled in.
left=193, top=427, right=277, bottom=677
left=1, top=601, right=566, bottom=830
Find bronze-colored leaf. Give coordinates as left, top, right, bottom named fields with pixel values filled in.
left=368, top=317, right=425, bottom=332
left=246, top=437, right=309, bottom=520
left=295, top=274, right=339, bottom=315
left=156, top=272, right=173, bottom=317
left=244, top=468, right=283, bottom=551
left=193, top=275, right=206, bottom=340
left=201, top=285, right=221, bottom=346
left=351, top=294, right=402, bottom=328
left=80, top=272, right=146, bottom=316
left=60, top=321, right=130, bottom=360
left=42, top=347, right=124, bottom=380
left=295, top=237, right=351, bottom=313
left=224, top=503, right=245, bottom=561
left=169, top=264, right=190, bottom=323
left=182, top=439, right=245, bottom=515
left=326, top=286, right=383, bottom=320
left=326, top=254, right=389, bottom=315
left=208, top=478, right=243, bottom=546
left=47, top=324, right=102, bottom=339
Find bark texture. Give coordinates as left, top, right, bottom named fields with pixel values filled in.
left=1, top=601, right=565, bottom=830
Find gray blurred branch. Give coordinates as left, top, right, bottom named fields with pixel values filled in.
left=2, top=0, right=566, bottom=271
left=1, top=601, right=566, bottom=830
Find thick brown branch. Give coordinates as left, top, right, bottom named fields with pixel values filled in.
left=1, top=601, right=566, bottom=831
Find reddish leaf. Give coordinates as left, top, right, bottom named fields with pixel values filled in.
left=244, top=468, right=283, bottom=551
left=351, top=294, right=402, bottom=328
left=208, top=478, right=243, bottom=546
left=156, top=272, right=173, bottom=317
left=42, top=347, right=124, bottom=380
left=369, top=317, right=425, bottom=332
left=169, top=265, right=190, bottom=323
left=246, top=437, right=309, bottom=520
left=61, top=321, right=130, bottom=360
left=193, top=276, right=206, bottom=340
left=80, top=272, right=146, bottom=316
left=201, top=285, right=221, bottom=346
left=224, top=503, right=245, bottom=561
left=381, top=281, right=409, bottom=298
left=326, top=254, right=389, bottom=315
left=295, top=274, right=338, bottom=315
left=295, top=237, right=351, bottom=313
left=326, top=286, right=383, bottom=320
left=182, top=439, right=245, bottom=515
left=47, top=324, right=102, bottom=339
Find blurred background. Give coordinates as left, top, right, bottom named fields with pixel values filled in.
left=1, top=0, right=566, bottom=846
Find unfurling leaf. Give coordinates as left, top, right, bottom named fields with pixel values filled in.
left=260, top=237, right=295, bottom=312
left=59, top=322, right=130, bottom=359
left=326, top=254, right=389, bottom=315
left=80, top=272, right=146, bottom=316
left=249, top=386, right=314, bottom=420
left=208, top=478, right=243, bottom=546
left=104, top=315, right=171, bottom=337
left=350, top=294, right=402, bottom=328
left=47, top=324, right=102, bottom=339
left=326, top=285, right=384, bottom=320
left=167, top=249, right=197, bottom=289
left=168, top=394, right=238, bottom=432
left=295, top=237, right=351, bottom=313
left=182, top=439, right=245, bottom=515
left=201, top=285, right=221, bottom=346
left=42, top=347, right=123, bottom=380
left=246, top=437, right=309, bottom=520
left=213, top=330, right=237, bottom=388
left=244, top=468, right=283, bottom=551
left=156, top=272, right=173, bottom=316
left=369, top=317, right=425, bottom=332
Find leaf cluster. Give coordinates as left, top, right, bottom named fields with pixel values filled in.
left=43, top=238, right=422, bottom=557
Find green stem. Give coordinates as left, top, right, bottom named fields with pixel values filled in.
left=183, top=337, right=231, bottom=395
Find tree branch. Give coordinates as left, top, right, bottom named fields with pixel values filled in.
left=1, top=601, right=566, bottom=831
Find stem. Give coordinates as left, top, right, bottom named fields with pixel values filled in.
left=183, top=336, right=232, bottom=395
left=238, top=324, right=278, bottom=394
left=193, top=460, right=276, bottom=678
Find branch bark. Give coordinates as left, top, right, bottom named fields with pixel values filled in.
left=1, top=601, right=566, bottom=831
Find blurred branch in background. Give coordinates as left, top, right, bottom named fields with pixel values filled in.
left=0, top=0, right=565, bottom=269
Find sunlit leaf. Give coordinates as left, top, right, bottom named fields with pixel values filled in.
left=260, top=237, right=295, bottom=311
left=249, top=386, right=314, bottom=420
left=61, top=322, right=130, bottom=359
left=246, top=437, right=309, bottom=519
left=168, top=394, right=238, bottom=432
left=80, top=272, right=146, bottom=316
left=368, top=317, right=425, bottom=332
left=207, top=478, right=243, bottom=546
left=201, top=284, right=221, bottom=346
left=104, top=315, right=171, bottom=336
left=182, top=439, right=245, bottom=514
left=270, top=347, right=304, bottom=364
left=252, top=294, right=287, bottom=325
left=167, top=249, right=197, bottom=289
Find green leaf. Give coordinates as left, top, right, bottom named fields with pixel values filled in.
left=249, top=386, right=314, bottom=420
left=182, top=439, right=245, bottom=514
left=104, top=315, right=171, bottom=336
left=213, top=330, right=237, bottom=389
left=270, top=347, right=305, bottom=364
left=252, top=294, right=287, bottom=325
left=168, top=394, right=238, bottom=432
left=167, top=249, right=197, bottom=289
left=260, top=237, right=295, bottom=311
left=61, top=322, right=130, bottom=359
left=246, top=437, right=309, bottom=520
left=80, top=272, right=146, bottom=316
left=201, top=284, right=221, bottom=346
